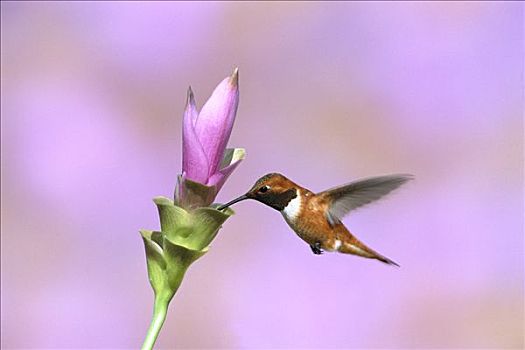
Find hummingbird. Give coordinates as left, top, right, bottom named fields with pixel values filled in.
left=217, top=173, right=413, bottom=266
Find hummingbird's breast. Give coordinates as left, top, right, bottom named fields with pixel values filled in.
left=281, top=189, right=304, bottom=223
left=281, top=188, right=344, bottom=250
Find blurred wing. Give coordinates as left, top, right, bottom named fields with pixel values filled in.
left=320, top=174, right=413, bottom=226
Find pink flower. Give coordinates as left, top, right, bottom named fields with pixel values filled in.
left=178, top=68, right=244, bottom=206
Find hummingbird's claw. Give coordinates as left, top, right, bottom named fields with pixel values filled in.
left=310, top=242, right=323, bottom=255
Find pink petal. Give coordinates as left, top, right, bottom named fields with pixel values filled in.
left=207, top=158, right=243, bottom=193
left=206, top=148, right=245, bottom=192
left=194, top=70, right=239, bottom=179
left=182, top=87, right=209, bottom=183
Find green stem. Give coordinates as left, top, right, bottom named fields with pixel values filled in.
left=141, top=296, right=170, bottom=350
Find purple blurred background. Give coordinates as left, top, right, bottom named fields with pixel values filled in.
left=1, top=2, right=523, bottom=349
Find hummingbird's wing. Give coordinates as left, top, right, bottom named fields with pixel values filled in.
left=319, top=174, right=413, bottom=226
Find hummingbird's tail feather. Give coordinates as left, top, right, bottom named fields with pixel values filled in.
left=339, top=237, right=400, bottom=267
left=374, top=253, right=400, bottom=267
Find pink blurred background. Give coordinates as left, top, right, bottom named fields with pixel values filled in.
left=1, top=2, right=523, bottom=349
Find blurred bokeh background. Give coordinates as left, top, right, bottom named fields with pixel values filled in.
left=1, top=2, right=523, bottom=349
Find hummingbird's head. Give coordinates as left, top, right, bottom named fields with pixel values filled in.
left=217, top=173, right=298, bottom=211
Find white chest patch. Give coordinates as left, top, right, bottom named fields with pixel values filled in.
left=281, top=190, right=301, bottom=222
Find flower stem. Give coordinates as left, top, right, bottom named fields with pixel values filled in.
left=141, top=295, right=170, bottom=350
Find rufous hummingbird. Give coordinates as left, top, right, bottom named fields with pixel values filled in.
left=217, top=173, right=413, bottom=266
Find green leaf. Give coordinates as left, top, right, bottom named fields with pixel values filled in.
left=153, top=199, right=234, bottom=251
left=175, top=175, right=217, bottom=208
left=151, top=231, right=164, bottom=247
left=140, top=230, right=167, bottom=295
left=141, top=198, right=236, bottom=314
left=220, top=148, right=245, bottom=168
left=184, top=207, right=234, bottom=250
left=153, top=197, right=191, bottom=239
left=162, top=239, right=207, bottom=293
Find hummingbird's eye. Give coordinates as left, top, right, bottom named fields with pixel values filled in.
left=258, top=185, right=270, bottom=193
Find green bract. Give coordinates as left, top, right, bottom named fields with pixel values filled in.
left=140, top=196, right=234, bottom=302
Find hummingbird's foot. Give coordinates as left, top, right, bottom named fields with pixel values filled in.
left=310, top=242, right=323, bottom=255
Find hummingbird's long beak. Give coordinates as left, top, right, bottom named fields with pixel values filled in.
left=217, top=194, right=249, bottom=211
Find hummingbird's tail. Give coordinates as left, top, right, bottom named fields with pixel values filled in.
left=339, top=237, right=400, bottom=267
